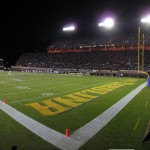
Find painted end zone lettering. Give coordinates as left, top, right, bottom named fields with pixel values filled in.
left=25, top=80, right=136, bottom=115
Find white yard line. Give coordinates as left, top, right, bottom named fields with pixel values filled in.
left=0, top=82, right=147, bottom=150
left=8, top=81, right=108, bottom=103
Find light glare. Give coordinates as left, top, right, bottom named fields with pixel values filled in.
left=63, top=26, right=75, bottom=31
left=98, top=18, right=114, bottom=28
left=141, top=15, right=150, bottom=23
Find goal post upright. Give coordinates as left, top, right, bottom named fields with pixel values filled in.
left=138, top=26, right=141, bottom=74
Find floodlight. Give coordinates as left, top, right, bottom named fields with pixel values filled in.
left=141, top=15, right=150, bottom=23
left=98, top=18, right=114, bottom=28
left=63, top=26, right=75, bottom=31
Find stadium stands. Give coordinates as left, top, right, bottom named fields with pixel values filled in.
left=47, top=34, right=150, bottom=52
left=14, top=35, right=150, bottom=76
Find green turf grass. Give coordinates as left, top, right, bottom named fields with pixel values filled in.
left=81, top=87, right=150, bottom=150
left=0, top=110, right=59, bottom=150
left=0, top=71, right=149, bottom=150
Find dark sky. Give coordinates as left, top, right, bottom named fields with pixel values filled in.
left=1, top=0, right=150, bottom=65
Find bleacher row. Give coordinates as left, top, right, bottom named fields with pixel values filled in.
left=15, top=50, right=150, bottom=71
left=47, top=34, right=150, bottom=50
left=15, top=35, right=150, bottom=72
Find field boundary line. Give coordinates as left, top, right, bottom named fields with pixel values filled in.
left=0, top=82, right=147, bottom=150
left=0, top=101, right=80, bottom=150
left=69, top=82, right=147, bottom=149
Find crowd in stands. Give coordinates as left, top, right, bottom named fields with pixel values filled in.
left=15, top=35, right=150, bottom=71
left=15, top=50, right=150, bottom=71
left=47, top=34, right=150, bottom=50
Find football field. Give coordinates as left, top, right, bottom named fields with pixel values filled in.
left=0, top=71, right=149, bottom=150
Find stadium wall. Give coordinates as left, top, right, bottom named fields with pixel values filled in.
left=11, top=66, right=148, bottom=78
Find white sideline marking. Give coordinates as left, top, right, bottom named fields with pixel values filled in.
left=0, top=82, right=147, bottom=150
left=0, top=101, right=80, bottom=150
left=70, top=82, right=147, bottom=148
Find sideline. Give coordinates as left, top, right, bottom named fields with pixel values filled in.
left=0, top=82, right=147, bottom=150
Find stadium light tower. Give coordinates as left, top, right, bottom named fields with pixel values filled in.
left=98, top=18, right=114, bottom=29
left=138, top=14, right=150, bottom=75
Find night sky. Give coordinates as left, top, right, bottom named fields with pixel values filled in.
left=1, top=0, right=150, bottom=65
